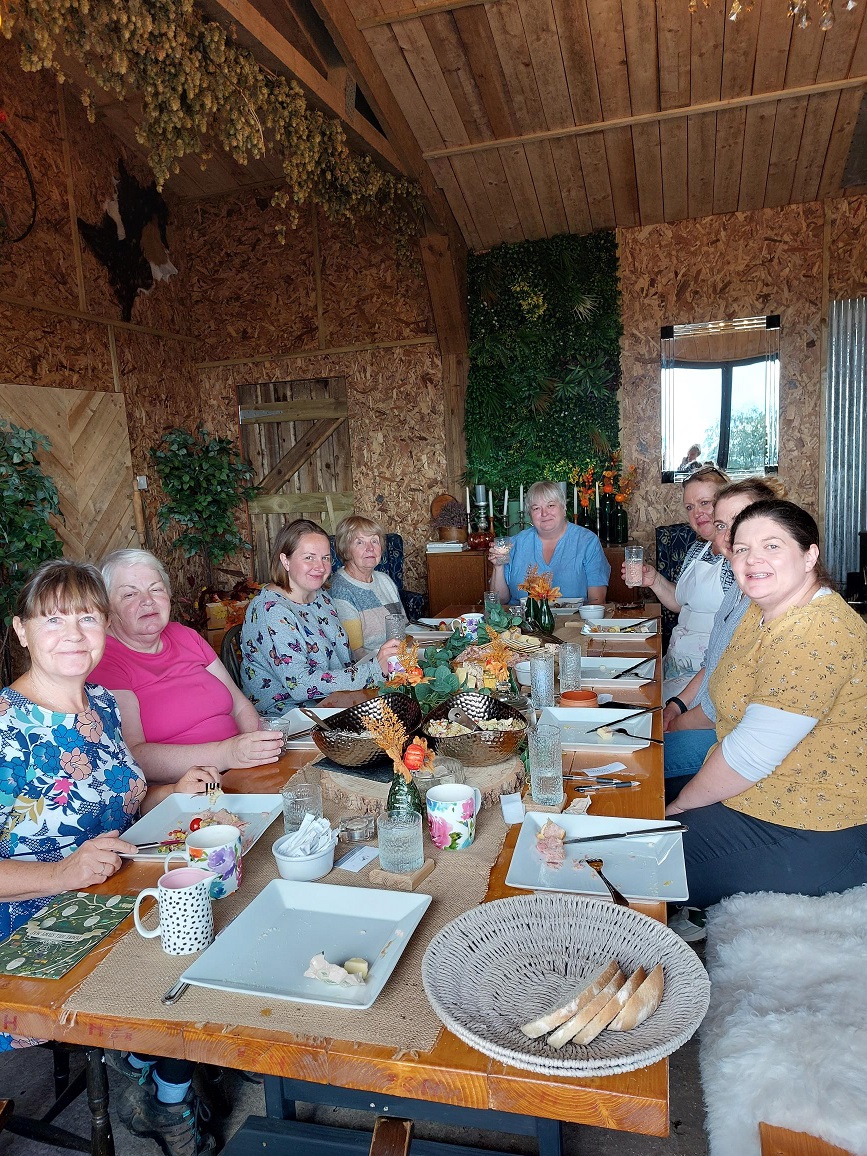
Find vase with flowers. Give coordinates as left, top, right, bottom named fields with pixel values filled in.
left=601, top=454, right=639, bottom=544
left=432, top=499, right=468, bottom=543
left=570, top=463, right=597, bottom=531
left=518, top=565, right=560, bottom=634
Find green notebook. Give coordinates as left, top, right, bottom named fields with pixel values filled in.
left=0, top=892, right=136, bottom=980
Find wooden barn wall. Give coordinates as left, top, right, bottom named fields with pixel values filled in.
left=179, top=193, right=446, bottom=591
left=617, top=195, right=867, bottom=560
left=0, top=38, right=206, bottom=596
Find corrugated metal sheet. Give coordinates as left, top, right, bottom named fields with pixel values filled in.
left=826, top=298, right=867, bottom=585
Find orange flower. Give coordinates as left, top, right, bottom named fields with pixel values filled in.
left=518, top=564, right=561, bottom=603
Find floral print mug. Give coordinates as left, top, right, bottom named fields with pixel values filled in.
left=426, top=785, right=482, bottom=851
left=166, top=824, right=242, bottom=899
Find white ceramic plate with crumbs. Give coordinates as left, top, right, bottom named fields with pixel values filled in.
left=579, top=618, right=658, bottom=638
left=123, top=794, right=282, bottom=861
left=505, top=812, right=688, bottom=902
left=578, top=657, right=657, bottom=688
left=179, top=880, right=432, bottom=1008
left=537, top=707, right=653, bottom=753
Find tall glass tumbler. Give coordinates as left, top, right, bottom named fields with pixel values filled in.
left=527, top=724, right=563, bottom=807
left=624, top=545, right=645, bottom=588
left=559, top=643, right=583, bottom=693
left=377, top=809, right=424, bottom=874
left=483, top=589, right=500, bottom=623
left=281, top=781, right=323, bottom=834
left=384, top=612, right=406, bottom=640
left=528, top=652, right=555, bottom=709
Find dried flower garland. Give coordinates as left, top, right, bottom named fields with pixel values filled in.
left=2, top=0, right=421, bottom=242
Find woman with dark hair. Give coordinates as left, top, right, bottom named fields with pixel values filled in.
left=666, top=500, right=867, bottom=907
left=240, top=519, right=400, bottom=712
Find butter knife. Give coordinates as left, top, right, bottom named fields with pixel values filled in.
left=564, top=823, right=688, bottom=845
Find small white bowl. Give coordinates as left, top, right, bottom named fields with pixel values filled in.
left=272, top=833, right=336, bottom=881
left=514, top=660, right=532, bottom=686
left=579, top=605, right=606, bottom=622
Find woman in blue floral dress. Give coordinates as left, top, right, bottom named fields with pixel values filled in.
left=0, top=560, right=219, bottom=1156
left=240, top=519, right=402, bottom=713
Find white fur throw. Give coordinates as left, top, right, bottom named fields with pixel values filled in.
left=700, top=886, right=867, bottom=1156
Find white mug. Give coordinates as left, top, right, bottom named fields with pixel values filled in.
left=165, top=824, right=242, bottom=899
left=426, top=784, right=482, bottom=851
left=133, top=867, right=215, bottom=955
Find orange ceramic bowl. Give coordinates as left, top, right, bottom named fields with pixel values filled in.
left=559, top=689, right=598, bottom=708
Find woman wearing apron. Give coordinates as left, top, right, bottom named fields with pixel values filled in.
left=629, top=467, right=732, bottom=700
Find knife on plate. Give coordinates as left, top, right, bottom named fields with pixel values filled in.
left=563, top=824, right=688, bottom=845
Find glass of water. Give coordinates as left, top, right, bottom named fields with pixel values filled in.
left=377, top=809, right=424, bottom=874
left=624, top=545, right=645, bottom=588
left=527, top=724, right=564, bottom=807
left=483, top=589, right=500, bottom=622
left=281, top=781, right=323, bottom=834
left=529, top=651, right=555, bottom=709
left=384, top=612, right=406, bottom=641
left=559, top=643, right=583, bottom=693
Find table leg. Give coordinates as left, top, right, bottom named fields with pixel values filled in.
left=264, top=1075, right=297, bottom=1121
left=535, top=1116, right=563, bottom=1156
left=85, top=1048, right=115, bottom=1156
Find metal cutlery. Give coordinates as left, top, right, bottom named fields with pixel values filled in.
left=600, top=728, right=664, bottom=746
left=120, top=839, right=186, bottom=857
left=563, top=823, right=688, bottom=845
left=620, top=617, right=656, bottom=633
left=448, top=706, right=483, bottom=732
left=297, top=705, right=338, bottom=731
left=161, top=979, right=190, bottom=1005
left=610, top=658, right=655, bottom=680
left=585, top=709, right=650, bottom=733
left=586, top=858, right=630, bottom=907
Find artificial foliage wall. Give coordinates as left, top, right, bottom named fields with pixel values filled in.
left=465, top=231, right=621, bottom=488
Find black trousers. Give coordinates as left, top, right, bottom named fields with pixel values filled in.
left=666, top=776, right=867, bottom=909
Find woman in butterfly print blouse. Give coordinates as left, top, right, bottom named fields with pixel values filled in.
left=240, top=520, right=402, bottom=714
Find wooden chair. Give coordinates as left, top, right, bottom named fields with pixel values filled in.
left=0, top=1099, right=13, bottom=1132
left=369, top=1116, right=412, bottom=1156
left=759, top=1123, right=857, bottom=1156
left=4, top=1042, right=90, bottom=1150
left=220, top=623, right=243, bottom=688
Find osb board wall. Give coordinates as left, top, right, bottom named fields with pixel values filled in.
left=617, top=200, right=827, bottom=559
left=828, top=196, right=867, bottom=302
left=179, top=193, right=446, bottom=590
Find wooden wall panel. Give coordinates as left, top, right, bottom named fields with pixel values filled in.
left=829, top=196, right=867, bottom=300
left=618, top=200, right=827, bottom=559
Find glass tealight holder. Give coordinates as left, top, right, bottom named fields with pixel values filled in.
left=339, top=814, right=376, bottom=843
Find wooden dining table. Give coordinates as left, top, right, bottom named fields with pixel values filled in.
left=0, top=603, right=670, bottom=1156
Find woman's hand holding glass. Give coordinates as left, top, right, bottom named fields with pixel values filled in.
left=620, top=560, right=658, bottom=589
left=222, top=729, right=285, bottom=769
left=488, top=538, right=512, bottom=567
left=377, top=638, right=402, bottom=675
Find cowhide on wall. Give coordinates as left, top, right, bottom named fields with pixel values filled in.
left=77, top=158, right=177, bottom=321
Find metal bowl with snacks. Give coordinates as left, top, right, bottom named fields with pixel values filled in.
left=422, top=691, right=527, bottom=767
left=311, top=694, right=423, bottom=768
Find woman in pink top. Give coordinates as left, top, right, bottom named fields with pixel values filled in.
left=91, top=549, right=282, bottom=783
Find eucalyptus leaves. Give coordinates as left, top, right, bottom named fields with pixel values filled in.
left=3, top=0, right=420, bottom=240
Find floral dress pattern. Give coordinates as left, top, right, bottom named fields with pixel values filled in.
left=239, top=588, right=383, bottom=714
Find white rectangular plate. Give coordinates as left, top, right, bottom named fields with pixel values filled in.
left=180, top=879, right=432, bottom=1008
left=538, top=707, right=653, bottom=753
left=124, top=794, right=282, bottom=861
left=579, top=618, right=658, bottom=638
left=505, top=812, right=688, bottom=902
left=406, top=624, right=450, bottom=644
left=577, top=657, right=656, bottom=689
left=272, top=707, right=343, bottom=738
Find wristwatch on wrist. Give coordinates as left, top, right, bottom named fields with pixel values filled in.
left=666, top=696, right=688, bottom=714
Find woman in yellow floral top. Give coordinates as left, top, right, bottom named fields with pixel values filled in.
left=666, top=500, right=867, bottom=907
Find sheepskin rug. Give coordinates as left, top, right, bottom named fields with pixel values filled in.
left=700, top=886, right=867, bottom=1156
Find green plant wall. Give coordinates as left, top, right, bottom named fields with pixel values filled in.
left=466, top=231, right=621, bottom=489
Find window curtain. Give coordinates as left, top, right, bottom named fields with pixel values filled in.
left=825, top=298, right=867, bottom=585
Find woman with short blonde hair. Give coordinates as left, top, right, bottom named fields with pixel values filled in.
left=329, top=515, right=406, bottom=657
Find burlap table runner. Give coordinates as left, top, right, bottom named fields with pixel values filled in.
left=62, top=771, right=513, bottom=1053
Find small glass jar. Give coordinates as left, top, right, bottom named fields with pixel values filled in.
left=338, top=814, right=376, bottom=843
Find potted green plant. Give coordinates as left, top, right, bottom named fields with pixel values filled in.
left=149, top=425, right=259, bottom=588
left=431, top=499, right=468, bottom=543
left=0, top=422, right=63, bottom=682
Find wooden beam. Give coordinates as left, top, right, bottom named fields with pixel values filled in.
left=358, top=0, right=494, bottom=30
left=195, top=334, right=435, bottom=369
left=240, top=400, right=349, bottom=423
left=208, top=0, right=404, bottom=174
left=248, top=490, right=354, bottom=516
left=419, top=233, right=468, bottom=356
left=0, top=293, right=198, bottom=343
left=258, top=416, right=347, bottom=493
left=423, top=74, right=867, bottom=160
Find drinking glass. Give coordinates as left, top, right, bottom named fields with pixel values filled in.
left=624, top=545, right=645, bottom=588
left=527, top=724, right=564, bottom=807
left=489, top=537, right=512, bottom=566
left=483, top=589, right=500, bottom=623
left=377, top=809, right=424, bottom=874
left=384, top=612, right=406, bottom=641
left=529, top=652, right=555, bottom=709
left=281, top=781, right=323, bottom=834
left=559, top=643, right=583, bottom=693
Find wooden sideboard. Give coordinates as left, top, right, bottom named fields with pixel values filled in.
left=426, top=545, right=633, bottom=614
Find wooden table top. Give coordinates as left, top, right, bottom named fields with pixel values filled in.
left=0, top=608, right=671, bottom=1138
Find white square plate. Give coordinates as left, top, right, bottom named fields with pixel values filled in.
left=579, top=618, right=658, bottom=638
left=123, top=794, right=282, bottom=861
left=269, top=707, right=343, bottom=748
left=505, top=812, right=688, bottom=902
left=577, top=657, right=656, bottom=688
left=180, top=880, right=432, bottom=1008
left=538, top=707, right=653, bottom=753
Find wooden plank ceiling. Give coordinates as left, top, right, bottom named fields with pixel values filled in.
left=81, top=0, right=867, bottom=248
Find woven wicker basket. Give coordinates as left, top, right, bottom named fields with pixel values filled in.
left=422, top=892, right=710, bottom=1077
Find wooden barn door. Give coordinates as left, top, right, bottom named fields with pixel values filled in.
left=0, top=383, right=139, bottom=560
left=238, top=377, right=353, bottom=582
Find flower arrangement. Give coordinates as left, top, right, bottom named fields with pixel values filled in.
left=569, top=462, right=597, bottom=511
left=602, top=453, right=639, bottom=505
left=431, top=500, right=467, bottom=529
left=518, top=565, right=560, bottom=603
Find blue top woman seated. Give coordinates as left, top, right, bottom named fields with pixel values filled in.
left=240, top=519, right=401, bottom=714
left=488, top=481, right=610, bottom=606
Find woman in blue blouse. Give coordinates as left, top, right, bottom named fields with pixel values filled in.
left=489, top=481, right=610, bottom=606
left=240, top=519, right=401, bottom=713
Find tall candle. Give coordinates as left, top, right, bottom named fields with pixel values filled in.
left=488, top=491, right=494, bottom=519
left=519, top=484, right=524, bottom=512
left=595, top=481, right=600, bottom=533
left=503, top=488, right=509, bottom=517
left=573, top=484, right=578, bottom=518
left=465, top=486, right=471, bottom=514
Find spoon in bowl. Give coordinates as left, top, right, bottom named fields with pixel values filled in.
left=297, top=705, right=339, bottom=731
